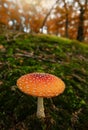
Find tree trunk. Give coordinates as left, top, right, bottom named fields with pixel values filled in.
left=65, top=13, right=69, bottom=38
left=62, top=0, right=69, bottom=38
left=77, top=7, right=84, bottom=41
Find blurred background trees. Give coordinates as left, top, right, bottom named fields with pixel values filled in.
left=0, top=0, right=88, bottom=42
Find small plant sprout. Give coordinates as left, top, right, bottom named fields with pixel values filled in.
left=17, top=72, right=65, bottom=118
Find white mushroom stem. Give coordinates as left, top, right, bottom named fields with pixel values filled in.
left=37, top=97, right=45, bottom=118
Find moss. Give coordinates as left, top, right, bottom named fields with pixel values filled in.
left=0, top=34, right=88, bottom=130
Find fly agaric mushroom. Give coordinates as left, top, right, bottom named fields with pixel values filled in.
left=17, top=72, right=65, bottom=118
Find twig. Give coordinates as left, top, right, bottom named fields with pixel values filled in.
left=15, top=53, right=61, bottom=63
left=72, top=73, right=86, bottom=83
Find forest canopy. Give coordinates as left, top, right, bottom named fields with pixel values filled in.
left=0, top=0, right=88, bottom=42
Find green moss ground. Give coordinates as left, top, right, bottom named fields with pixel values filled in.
left=0, top=34, right=88, bottom=130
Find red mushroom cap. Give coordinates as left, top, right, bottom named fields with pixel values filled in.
left=17, top=72, right=65, bottom=98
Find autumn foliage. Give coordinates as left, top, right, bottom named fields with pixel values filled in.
left=0, top=0, right=88, bottom=42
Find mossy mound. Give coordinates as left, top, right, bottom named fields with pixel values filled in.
left=0, top=33, right=88, bottom=130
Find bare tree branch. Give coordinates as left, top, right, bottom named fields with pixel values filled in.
left=40, top=0, right=60, bottom=31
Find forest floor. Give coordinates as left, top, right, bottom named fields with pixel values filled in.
left=0, top=33, right=88, bottom=130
